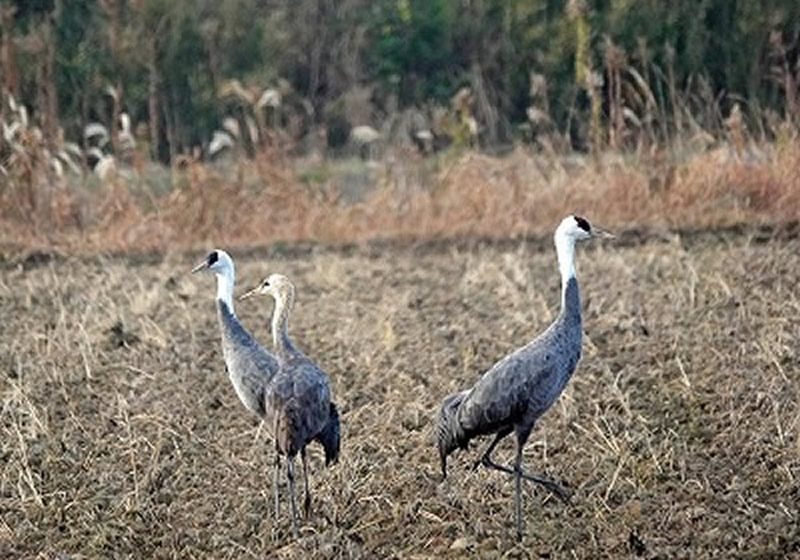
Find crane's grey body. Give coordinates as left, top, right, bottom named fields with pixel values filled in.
left=217, top=300, right=278, bottom=415
left=440, top=277, right=581, bottom=453
left=241, top=273, right=340, bottom=537
left=267, top=328, right=338, bottom=460
left=193, top=253, right=339, bottom=539
left=436, top=215, right=612, bottom=541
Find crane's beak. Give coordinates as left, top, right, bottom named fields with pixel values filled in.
left=591, top=226, right=615, bottom=239
left=239, top=286, right=260, bottom=301
left=191, top=260, right=208, bottom=274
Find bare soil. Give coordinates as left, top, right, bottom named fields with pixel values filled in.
left=1, top=231, right=798, bottom=559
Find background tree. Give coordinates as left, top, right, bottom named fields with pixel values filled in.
left=1, top=0, right=798, bottom=162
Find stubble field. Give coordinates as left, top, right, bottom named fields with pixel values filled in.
left=1, top=229, right=798, bottom=559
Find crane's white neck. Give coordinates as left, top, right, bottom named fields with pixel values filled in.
left=271, top=291, right=295, bottom=356
left=555, top=229, right=577, bottom=298
left=215, top=266, right=235, bottom=313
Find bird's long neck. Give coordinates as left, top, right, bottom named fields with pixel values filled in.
left=555, top=232, right=581, bottom=320
left=271, top=292, right=296, bottom=357
left=215, top=266, right=235, bottom=314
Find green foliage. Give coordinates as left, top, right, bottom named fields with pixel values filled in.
left=370, top=0, right=459, bottom=104
left=4, top=0, right=800, bottom=159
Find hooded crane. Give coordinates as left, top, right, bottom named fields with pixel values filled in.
left=436, top=215, right=613, bottom=541
left=240, top=273, right=340, bottom=537
left=191, top=251, right=288, bottom=532
left=191, top=249, right=279, bottom=417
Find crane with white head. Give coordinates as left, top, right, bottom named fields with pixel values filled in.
left=192, top=250, right=279, bottom=415
left=436, top=214, right=613, bottom=541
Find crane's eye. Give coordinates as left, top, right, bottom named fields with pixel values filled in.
left=207, top=251, right=219, bottom=265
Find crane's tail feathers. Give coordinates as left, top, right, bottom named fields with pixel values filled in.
left=436, top=390, right=469, bottom=478
left=315, top=402, right=340, bottom=466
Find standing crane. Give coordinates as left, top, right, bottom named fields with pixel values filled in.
left=436, top=215, right=613, bottom=541
left=192, top=251, right=302, bottom=535
left=191, top=249, right=279, bottom=418
left=240, top=274, right=340, bottom=537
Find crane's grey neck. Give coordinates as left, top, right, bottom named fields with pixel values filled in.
left=561, top=276, right=581, bottom=322
left=271, top=291, right=296, bottom=357
left=215, top=266, right=235, bottom=314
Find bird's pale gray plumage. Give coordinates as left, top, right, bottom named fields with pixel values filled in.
left=436, top=215, right=612, bottom=541
left=193, top=250, right=330, bottom=535
left=240, top=273, right=340, bottom=536
left=442, top=278, right=581, bottom=450
left=217, top=300, right=278, bottom=415
left=192, top=250, right=279, bottom=415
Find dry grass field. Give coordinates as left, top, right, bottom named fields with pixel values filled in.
left=1, top=228, right=798, bottom=559
left=3, top=142, right=800, bottom=256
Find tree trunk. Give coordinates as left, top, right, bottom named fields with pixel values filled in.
left=101, top=0, right=123, bottom=154
left=110, top=82, right=121, bottom=155
left=164, top=88, right=177, bottom=164
left=148, top=37, right=161, bottom=161
left=0, top=5, right=19, bottom=99
left=41, top=20, right=59, bottom=146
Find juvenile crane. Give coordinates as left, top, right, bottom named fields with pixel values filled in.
left=240, top=274, right=340, bottom=537
left=436, top=215, right=613, bottom=541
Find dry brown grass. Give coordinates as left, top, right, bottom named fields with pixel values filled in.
left=1, top=231, right=798, bottom=558
left=1, top=140, right=798, bottom=257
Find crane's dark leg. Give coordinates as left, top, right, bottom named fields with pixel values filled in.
left=301, top=446, right=311, bottom=518
left=475, top=429, right=569, bottom=503
left=480, top=459, right=570, bottom=502
left=273, top=452, right=281, bottom=520
left=514, top=437, right=524, bottom=542
left=286, top=456, right=300, bottom=537
left=472, top=426, right=513, bottom=471
left=518, top=470, right=569, bottom=502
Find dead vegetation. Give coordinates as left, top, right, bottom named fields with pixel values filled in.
left=1, top=232, right=798, bottom=558
left=1, top=138, right=799, bottom=257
